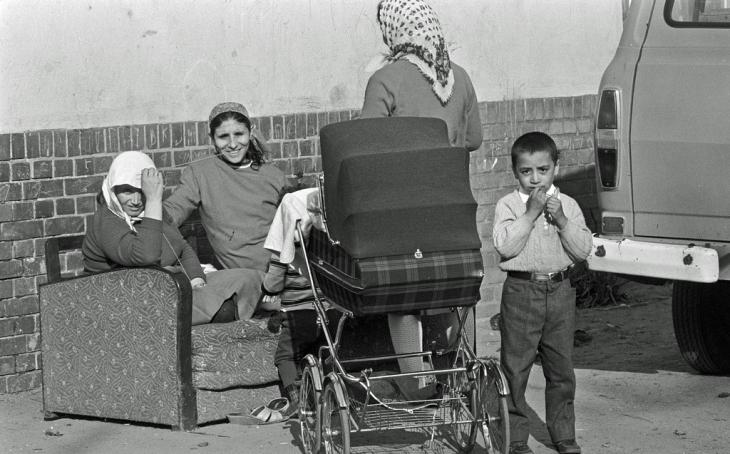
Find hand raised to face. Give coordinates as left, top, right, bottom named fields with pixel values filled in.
left=526, top=186, right=548, bottom=219
left=140, top=168, right=164, bottom=202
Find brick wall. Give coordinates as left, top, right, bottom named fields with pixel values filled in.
left=0, top=94, right=597, bottom=393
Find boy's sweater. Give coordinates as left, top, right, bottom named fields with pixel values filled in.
left=493, top=189, right=592, bottom=272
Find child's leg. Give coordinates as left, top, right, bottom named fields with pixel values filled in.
left=387, top=313, right=425, bottom=377
left=499, top=277, right=545, bottom=445
left=539, top=280, right=577, bottom=444
left=274, top=310, right=321, bottom=403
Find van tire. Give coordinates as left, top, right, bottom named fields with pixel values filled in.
left=672, top=281, right=730, bottom=374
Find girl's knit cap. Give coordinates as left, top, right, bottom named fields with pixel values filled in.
left=208, top=102, right=250, bottom=125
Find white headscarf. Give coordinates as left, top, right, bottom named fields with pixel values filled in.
left=376, top=0, right=455, bottom=105
left=101, top=151, right=156, bottom=232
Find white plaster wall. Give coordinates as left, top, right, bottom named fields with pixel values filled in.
left=0, top=0, right=622, bottom=132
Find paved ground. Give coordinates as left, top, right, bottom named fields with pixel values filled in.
left=1, top=281, right=729, bottom=454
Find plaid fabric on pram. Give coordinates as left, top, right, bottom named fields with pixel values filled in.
left=307, top=228, right=483, bottom=315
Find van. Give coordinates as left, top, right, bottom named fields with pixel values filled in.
left=587, top=0, right=730, bottom=374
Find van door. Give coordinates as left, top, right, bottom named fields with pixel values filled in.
left=630, top=0, right=730, bottom=241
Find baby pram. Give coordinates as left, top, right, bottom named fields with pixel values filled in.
left=296, top=117, right=510, bottom=453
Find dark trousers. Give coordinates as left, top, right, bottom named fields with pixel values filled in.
left=274, top=309, right=339, bottom=391
left=499, top=276, right=577, bottom=444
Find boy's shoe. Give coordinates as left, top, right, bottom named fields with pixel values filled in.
left=509, top=441, right=534, bottom=454
left=554, top=439, right=582, bottom=454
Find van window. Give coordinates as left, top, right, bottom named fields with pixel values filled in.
left=666, top=0, right=730, bottom=26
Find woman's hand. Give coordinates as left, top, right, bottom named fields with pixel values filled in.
left=141, top=168, right=164, bottom=202
left=190, top=277, right=206, bottom=289
left=140, top=167, right=164, bottom=221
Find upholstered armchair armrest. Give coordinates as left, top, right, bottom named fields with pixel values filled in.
left=39, top=266, right=197, bottom=430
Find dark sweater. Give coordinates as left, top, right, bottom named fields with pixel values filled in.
left=83, top=198, right=205, bottom=281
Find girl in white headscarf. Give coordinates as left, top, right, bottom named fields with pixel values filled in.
left=83, top=151, right=263, bottom=324
left=361, top=0, right=483, bottom=151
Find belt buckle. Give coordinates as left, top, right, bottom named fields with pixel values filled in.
left=531, top=272, right=550, bottom=282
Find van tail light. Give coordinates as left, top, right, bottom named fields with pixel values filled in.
left=595, top=89, right=619, bottom=189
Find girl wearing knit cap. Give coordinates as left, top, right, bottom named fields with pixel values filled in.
left=361, top=0, right=484, bottom=400
left=164, top=102, right=289, bottom=274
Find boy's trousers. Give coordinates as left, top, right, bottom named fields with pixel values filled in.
left=499, top=275, right=577, bottom=444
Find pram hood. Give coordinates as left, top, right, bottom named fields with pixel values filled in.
left=319, top=117, right=481, bottom=259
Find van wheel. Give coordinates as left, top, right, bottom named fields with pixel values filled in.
left=672, top=281, right=730, bottom=374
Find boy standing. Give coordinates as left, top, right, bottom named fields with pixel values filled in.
left=492, top=132, right=592, bottom=454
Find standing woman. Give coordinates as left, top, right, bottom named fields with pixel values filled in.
left=360, top=0, right=484, bottom=397
left=164, top=102, right=289, bottom=273
left=361, top=0, right=483, bottom=151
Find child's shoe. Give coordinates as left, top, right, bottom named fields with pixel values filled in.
left=553, top=439, right=581, bottom=454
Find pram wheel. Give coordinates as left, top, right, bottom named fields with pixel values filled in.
left=300, top=355, right=324, bottom=454
left=447, top=356, right=479, bottom=453
left=479, top=359, right=510, bottom=454
left=321, top=375, right=350, bottom=454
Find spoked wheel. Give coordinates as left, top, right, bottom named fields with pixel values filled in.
left=447, top=357, right=479, bottom=453
left=321, top=377, right=350, bottom=454
left=479, top=360, right=510, bottom=454
left=299, top=355, right=323, bottom=454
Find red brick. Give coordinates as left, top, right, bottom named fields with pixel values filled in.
left=131, top=125, right=144, bottom=150
left=10, top=134, right=24, bottom=160
left=44, top=216, right=85, bottom=236
left=55, top=198, right=75, bottom=215
left=173, top=150, right=190, bottom=166
left=0, top=242, right=11, bottom=260
left=284, top=115, right=296, bottom=140
left=67, top=130, right=81, bottom=156
left=145, top=124, right=160, bottom=149
left=306, top=113, right=318, bottom=137
left=272, top=116, right=284, bottom=140
left=12, top=277, right=35, bottom=297
left=152, top=151, right=171, bottom=168
left=282, top=141, right=298, bottom=158
left=327, top=111, right=340, bottom=125
left=12, top=202, right=33, bottom=221
left=0, top=335, right=27, bottom=356
left=75, top=157, right=94, bottom=176
left=53, top=130, right=67, bottom=157
left=23, top=257, right=44, bottom=276
left=64, top=175, right=103, bottom=195
left=0, top=260, right=23, bottom=279
left=0, top=280, right=12, bottom=298
left=25, top=132, right=40, bottom=158
left=171, top=122, right=184, bottom=148
left=258, top=117, right=272, bottom=141
left=14, top=238, right=36, bottom=257
left=38, top=180, right=64, bottom=199
left=32, top=160, right=52, bottom=179
left=184, top=122, right=197, bottom=147
left=107, top=126, right=121, bottom=153
left=94, top=155, right=113, bottom=174
left=76, top=195, right=96, bottom=214
left=0, top=295, right=39, bottom=317
left=162, top=169, right=180, bottom=187
left=0, top=221, right=43, bottom=241
left=39, top=130, right=53, bottom=158
left=299, top=140, right=313, bottom=156
left=54, top=159, right=73, bottom=177
left=268, top=142, right=282, bottom=160
left=15, top=351, right=40, bottom=372
left=80, top=128, right=105, bottom=155
left=0, top=205, right=11, bottom=223
left=0, top=162, right=9, bottom=182
left=34, top=200, right=54, bottom=218
left=6, top=369, right=42, bottom=392
left=11, top=162, right=30, bottom=181
left=0, top=134, right=9, bottom=161
left=196, top=121, right=210, bottom=146
left=0, top=357, right=14, bottom=375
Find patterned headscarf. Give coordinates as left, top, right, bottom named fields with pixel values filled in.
left=377, top=0, right=455, bottom=105
left=101, top=151, right=156, bottom=232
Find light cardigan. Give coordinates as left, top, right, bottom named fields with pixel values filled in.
left=361, top=60, right=482, bottom=151
left=163, top=157, right=288, bottom=271
left=492, top=189, right=593, bottom=273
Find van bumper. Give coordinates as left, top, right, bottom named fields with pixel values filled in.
left=587, top=236, right=719, bottom=283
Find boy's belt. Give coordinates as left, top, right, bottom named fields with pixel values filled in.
left=507, top=268, right=570, bottom=283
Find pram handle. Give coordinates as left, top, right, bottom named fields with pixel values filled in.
left=315, top=173, right=339, bottom=246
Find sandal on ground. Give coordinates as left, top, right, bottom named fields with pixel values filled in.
left=249, top=397, right=296, bottom=424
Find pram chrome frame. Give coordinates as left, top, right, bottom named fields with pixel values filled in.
left=294, top=219, right=511, bottom=454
